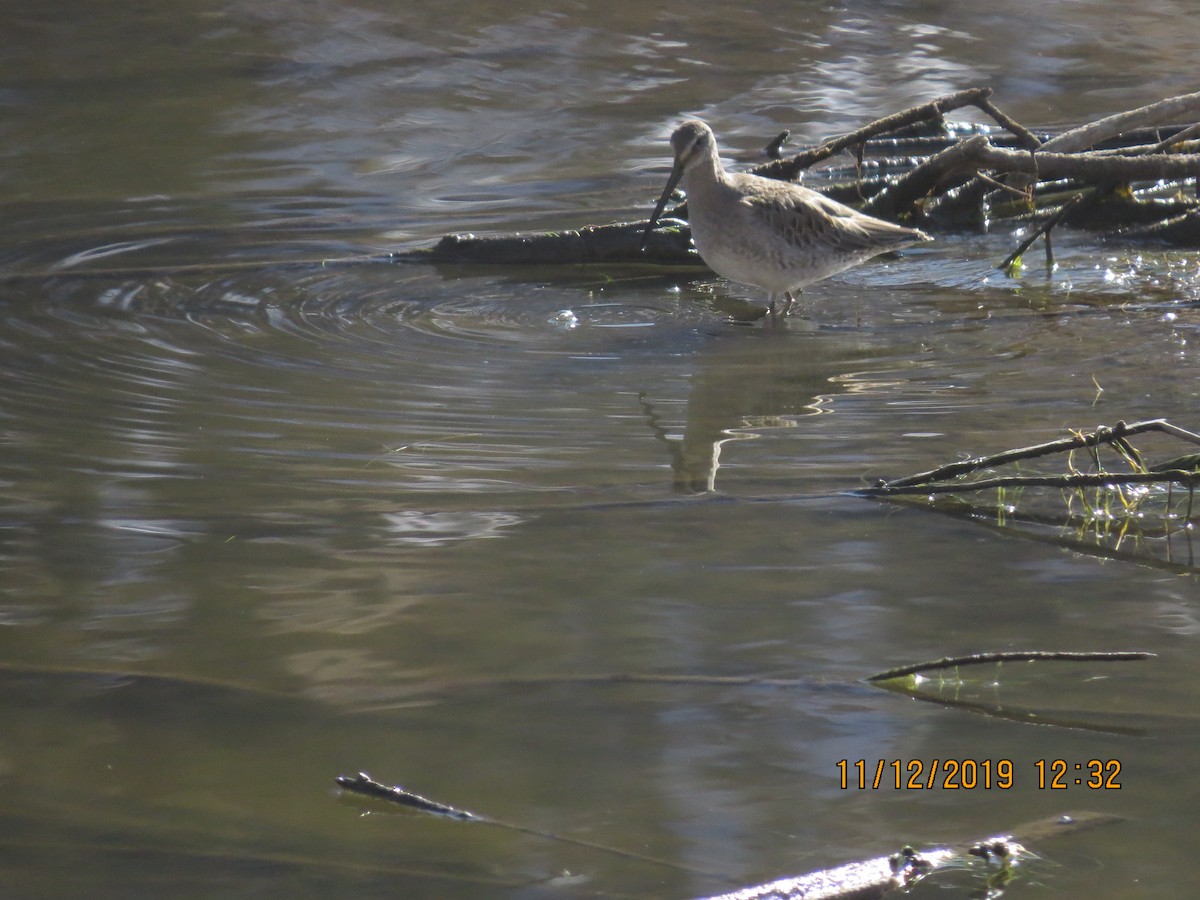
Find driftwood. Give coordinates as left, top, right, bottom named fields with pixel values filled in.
left=746, top=86, right=1036, bottom=181
left=413, top=88, right=1200, bottom=269
left=871, top=135, right=1200, bottom=222
left=921, top=90, right=1200, bottom=226
left=865, top=650, right=1154, bottom=683
left=335, top=773, right=1121, bottom=900
left=335, top=771, right=726, bottom=879
left=5, top=89, right=1198, bottom=283
left=860, top=418, right=1200, bottom=498
left=424, top=219, right=699, bottom=266
left=856, top=419, right=1200, bottom=574
left=1040, top=90, right=1200, bottom=153
left=695, top=811, right=1120, bottom=900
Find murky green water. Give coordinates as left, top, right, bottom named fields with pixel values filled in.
left=2, top=1, right=1199, bottom=897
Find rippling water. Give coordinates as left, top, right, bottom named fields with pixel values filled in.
left=3, top=1, right=1200, bottom=898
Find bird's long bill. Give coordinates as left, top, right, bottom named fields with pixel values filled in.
left=640, top=160, right=684, bottom=251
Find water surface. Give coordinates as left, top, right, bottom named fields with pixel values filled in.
left=2, top=1, right=1199, bottom=897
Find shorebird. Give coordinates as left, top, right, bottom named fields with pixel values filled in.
left=642, top=119, right=931, bottom=314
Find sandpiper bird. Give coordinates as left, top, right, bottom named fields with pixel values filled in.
left=643, top=119, right=931, bottom=314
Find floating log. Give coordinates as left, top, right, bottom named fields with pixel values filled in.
left=696, top=811, right=1120, bottom=900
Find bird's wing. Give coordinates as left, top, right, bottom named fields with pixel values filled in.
left=743, top=185, right=923, bottom=256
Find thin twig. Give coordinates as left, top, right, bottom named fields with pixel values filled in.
left=1142, top=122, right=1200, bottom=154
left=336, top=772, right=732, bottom=881
left=975, top=96, right=1042, bottom=149
left=867, top=651, right=1154, bottom=682
left=764, top=130, right=791, bottom=159
left=975, top=169, right=1034, bottom=199
left=336, top=773, right=478, bottom=820
left=999, top=194, right=1085, bottom=273
left=868, top=419, right=1197, bottom=491
left=751, top=87, right=995, bottom=180
left=864, top=470, right=1200, bottom=497
left=1040, top=90, right=1200, bottom=153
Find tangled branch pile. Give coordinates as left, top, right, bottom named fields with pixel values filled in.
left=424, top=87, right=1200, bottom=266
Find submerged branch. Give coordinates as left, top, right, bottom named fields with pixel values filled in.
left=421, top=219, right=697, bottom=265
left=866, top=652, right=1155, bottom=735
left=873, top=488, right=1200, bottom=577
left=335, top=772, right=729, bottom=880
left=870, top=684, right=1152, bottom=736
left=998, top=194, right=1084, bottom=273
left=335, top=772, right=477, bottom=821
left=867, top=650, right=1154, bottom=682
